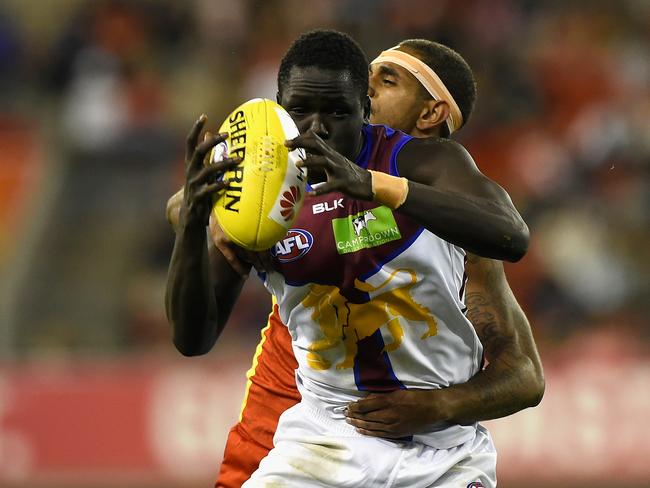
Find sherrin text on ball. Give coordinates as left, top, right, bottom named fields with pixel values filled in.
left=209, top=98, right=306, bottom=251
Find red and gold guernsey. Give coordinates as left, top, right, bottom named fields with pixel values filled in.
left=264, top=124, right=482, bottom=449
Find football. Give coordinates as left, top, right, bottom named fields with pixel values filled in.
left=209, top=98, right=306, bottom=251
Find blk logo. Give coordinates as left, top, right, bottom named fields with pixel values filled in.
left=272, top=229, right=313, bottom=263
left=312, top=198, right=344, bottom=214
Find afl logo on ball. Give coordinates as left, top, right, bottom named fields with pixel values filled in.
left=272, top=229, right=313, bottom=263
left=467, top=482, right=485, bottom=488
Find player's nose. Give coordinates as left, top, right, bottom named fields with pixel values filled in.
left=308, top=115, right=329, bottom=139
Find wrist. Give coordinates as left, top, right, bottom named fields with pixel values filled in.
left=427, top=387, right=457, bottom=425
left=369, top=170, right=409, bottom=209
left=360, top=168, right=374, bottom=200
left=179, top=206, right=208, bottom=235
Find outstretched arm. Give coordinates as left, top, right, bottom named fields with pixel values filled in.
left=396, top=138, right=529, bottom=262
left=345, top=255, right=544, bottom=437
left=287, top=132, right=528, bottom=262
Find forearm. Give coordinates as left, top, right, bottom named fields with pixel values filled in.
left=398, top=181, right=529, bottom=262
left=165, top=222, right=220, bottom=356
left=439, top=341, right=543, bottom=425
left=345, top=329, right=542, bottom=435
left=440, top=261, right=544, bottom=424
left=166, top=116, right=248, bottom=356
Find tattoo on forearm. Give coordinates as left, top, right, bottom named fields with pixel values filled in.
left=454, top=257, right=541, bottom=421
left=465, top=291, right=513, bottom=356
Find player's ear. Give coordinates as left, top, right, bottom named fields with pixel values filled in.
left=362, top=95, right=371, bottom=124
left=416, top=99, right=449, bottom=133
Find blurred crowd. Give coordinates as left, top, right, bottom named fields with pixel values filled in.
left=0, top=0, right=648, bottom=357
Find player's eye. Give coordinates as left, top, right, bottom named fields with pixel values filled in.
left=289, top=107, right=307, bottom=116
left=332, top=109, right=349, bottom=117
left=382, top=78, right=396, bottom=86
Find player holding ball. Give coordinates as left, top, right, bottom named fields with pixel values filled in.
left=166, top=30, right=542, bottom=488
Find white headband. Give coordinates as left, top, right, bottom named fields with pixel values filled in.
left=371, top=48, right=463, bottom=134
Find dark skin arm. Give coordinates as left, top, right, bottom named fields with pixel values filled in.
left=452, top=256, right=545, bottom=422
left=287, top=132, right=529, bottom=262
left=397, top=138, right=529, bottom=262
left=167, top=187, right=259, bottom=277
left=345, top=255, right=545, bottom=438
left=165, top=116, right=248, bottom=356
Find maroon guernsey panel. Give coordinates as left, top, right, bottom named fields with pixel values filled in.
left=270, top=124, right=424, bottom=391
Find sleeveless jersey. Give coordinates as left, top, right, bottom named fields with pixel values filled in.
left=264, top=124, right=483, bottom=448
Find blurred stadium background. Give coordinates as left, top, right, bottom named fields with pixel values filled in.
left=0, top=0, right=648, bottom=487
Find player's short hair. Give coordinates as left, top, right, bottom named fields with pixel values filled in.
left=398, top=39, right=477, bottom=135
left=278, top=29, right=369, bottom=101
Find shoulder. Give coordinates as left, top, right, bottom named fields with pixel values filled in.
left=361, top=124, right=413, bottom=173
left=364, top=124, right=414, bottom=153
left=395, top=137, right=478, bottom=185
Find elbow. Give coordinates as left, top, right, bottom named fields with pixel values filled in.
left=169, top=314, right=219, bottom=357
left=503, top=220, right=530, bottom=263
left=175, top=345, right=208, bottom=357
left=173, top=332, right=213, bottom=357
left=165, top=295, right=218, bottom=357
left=506, top=352, right=545, bottom=409
left=528, top=372, right=545, bottom=408
left=523, top=359, right=546, bottom=408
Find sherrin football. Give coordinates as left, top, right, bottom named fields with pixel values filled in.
left=208, top=98, right=306, bottom=251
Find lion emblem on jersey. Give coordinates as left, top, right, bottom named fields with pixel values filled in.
left=301, top=268, right=438, bottom=370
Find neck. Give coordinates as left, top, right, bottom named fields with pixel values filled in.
left=409, top=125, right=440, bottom=139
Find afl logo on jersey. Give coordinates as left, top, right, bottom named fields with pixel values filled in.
left=272, top=229, right=313, bottom=263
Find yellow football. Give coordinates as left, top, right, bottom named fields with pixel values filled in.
left=208, top=98, right=306, bottom=251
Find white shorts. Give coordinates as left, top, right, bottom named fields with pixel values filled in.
left=242, top=399, right=497, bottom=488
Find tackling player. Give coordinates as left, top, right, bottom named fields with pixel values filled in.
left=166, top=31, right=542, bottom=487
